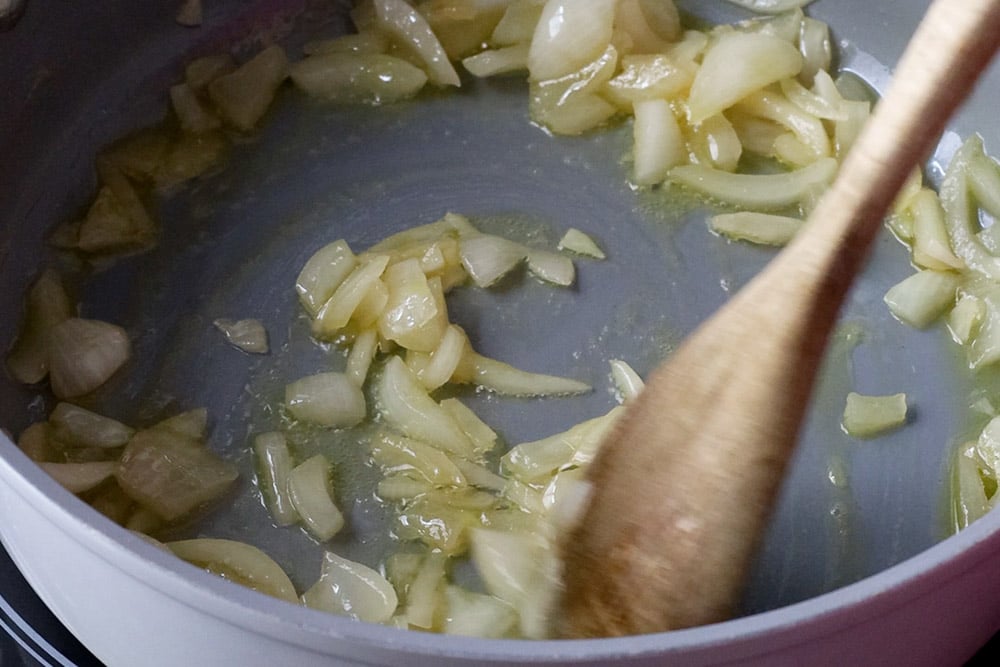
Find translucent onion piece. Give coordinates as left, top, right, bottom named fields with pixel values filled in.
left=411, top=324, right=467, bottom=390
left=525, top=248, right=574, bottom=286
left=366, top=213, right=478, bottom=255
left=953, top=451, right=990, bottom=530
left=722, top=0, right=814, bottom=13
left=529, top=45, right=619, bottom=136
left=116, top=428, right=238, bottom=521
left=185, top=54, right=237, bottom=91
left=47, top=318, right=131, bottom=399
left=614, top=0, right=680, bottom=54
left=253, top=431, right=299, bottom=526
left=89, top=481, right=136, bottom=525
left=208, top=45, right=289, bottom=131
left=454, top=459, right=507, bottom=491
left=503, top=478, right=545, bottom=514
left=603, top=53, right=696, bottom=110
left=385, top=551, right=424, bottom=600
left=285, top=372, right=367, bottom=428
left=398, top=552, right=444, bottom=630
left=709, top=212, right=804, bottom=246
left=669, top=157, right=837, bottom=210
left=632, top=98, right=685, bottom=185
left=909, top=188, right=964, bottom=271
left=6, top=269, right=73, bottom=384
left=375, top=357, right=476, bottom=457
left=302, top=31, right=390, bottom=56
left=170, top=83, right=221, bottom=133
left=443, top=585, right=518, bottom=638
left=371, top=430, right=467, bottom=487
left=459, top=235, right=527, bottom=287
left=491, top=0, right=545, bottom=46
left=153, top=130, right=228, bottom=189
left=17, top=423, right=57, bottom=462
left=346, top=328, right=379, bottom=387
left=378, top=259, right=448, bottom=352
left=49, top=402, right=134, bottom=449
left=503, top=408, right=619, bottom=482
left=557, top=228, right=605, bottom=258
left=377, top=473, right=433, bottom=501
left=296, top=240, right=358, bottom=317
left=287, top=454, right=345, bottom=541
left=290, top=53, right=429, bottom=104
left=38, top=461, right=117, bottom=494
left=463, top=44, right=530, bottom=77
left=968, top=148, right=1000, bottom=220
left=213, top=318, right=269, bottom=354
left=77, top=168, right=157, bottom=255
left=797, top=16, right=831, bottom=85
left=151, top=408, right=208, bottom=439
left=841, top=392, right=908, bottom=439
left=527, top=0, right=617, bottom=81
left=463, top=351, right=591, bottom=397
left=735, top=89, right=830, bottom=161
left=313, top=255, right=391, bottom=336
left=779, top=76, right=847, bottom=122
left=687, top=31, right=802, bottom=123
left=418, top=0, right=510, bottom=60
left=949, top=295, right=985, bottom=345
left=373, top=0, right=460, bottom=87
left=439, top=397, right=497, bottom=453
left=167, top=539, right=298, bottom=603
left=301, top=551, right=399, bottom=623
left=976, top=416, right=1000, bottom=473
left=609, top=359, right=644, bottom=403
left=883, top=270, right=960, bottom=329
left=395, top=496, right=480, bottom=553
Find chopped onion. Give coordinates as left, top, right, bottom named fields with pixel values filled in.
left=443, top=585, right=518, bottom=638
left=669, top=157, right=837, bottom=210
left=17, top=423, right=57, bottom=462
left=909, top=188, right=964, bottom=271
left=462, top=44, right=530, bottom=77
left=38, top=461, right=117, bottom=494
left=527, top=0, right=617, bottom=81
left=47, top=318, right=131, bottom=399
left=285, top=372, right=367, bottom=428
left=557, top=228, right=605, bottom=258
left=410, top=323, right=466, bottom=390
left=170, top=83, right=220, bottom=133
left=378, top=260, right=448, bottom=352
left=459, top=235, right=527, bottom=287
left=49, top=402, right=134, bottom=449
left=185, top=54, right=237, bottom=91
left=313, top=255, right=390, bottom=336
left=151, top=408, right=208, bottom=439
left=375, top=357, right=475, bottom=457
left=687, top=31, right=803, bottom=123
left=6, top=268, right=73, bottom=385
left=301, top=551, right=398, bottom=623
left=213, top=318, right=269, bottom=354
left=632, top=98, right=686, bottom=185
left=253, top=431, right=299, bottom=527
left=371, top=430, right=467, bottom=487
left=709, top=211, right=804, bottom=246
left=722, top=0, right=814, bottom=15
left=528, top=45, right=619, bottom=135
left=296, top=240, right=358, bottom=317
left=373, top=0, right=461, bottom=87
left=454, top=459, right=506, bottom=492
left=377, top=474, right=433, bottom=501
left=841, top=392, right=908, bottom=439
left=525, top=249, right=575, bottom=286
left=976, top=417, right=1000, bottom=473
left=604, top=53, right=697, bottom=110
left=395, top=495, right=479, bottom=553
left=405, top=551, right=447, bottom=629
left=609, top=359, right=644, bottom=403
left=346, top=328, right=379, bottom=387
left=303, top=31, right=390, bottom=56
left=953, top=450, right=990, bottom=530
left=167, top=538, right=298, bottom=603
left=503, top=478, right=545, bottom=514
left=491, top=0, right=545, bottom=46
left=208, top=45, right=289, bottom=131
left=290, top=53, right=429, bottom=104
left=439, top=397, right=497, bottom=453
left=287, top=454, right=345, bottom=541
left=883, top=270, right=960, bottom=329
left=116, top=428, right=238, bottom=521
left=949, top=295, right=985, bottom=345
left=462, top=351, right=591, bottom=396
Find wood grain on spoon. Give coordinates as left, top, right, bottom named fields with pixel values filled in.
left=558, top=0, right=1000, bottom=638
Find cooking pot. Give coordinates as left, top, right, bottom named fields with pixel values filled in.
left=3, top=0, right=1000, bottom=664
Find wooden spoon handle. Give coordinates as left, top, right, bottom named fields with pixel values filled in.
left=558, top=0, right=1000, bottom=638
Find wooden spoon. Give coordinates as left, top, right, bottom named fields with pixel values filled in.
left=558, top=0, right=1000, bottom=638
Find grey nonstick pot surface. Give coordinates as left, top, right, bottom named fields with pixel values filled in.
left=4, top=0, right=1000, bottom=665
